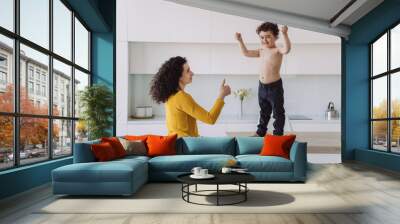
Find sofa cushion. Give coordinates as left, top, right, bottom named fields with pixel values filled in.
left=118, top=138, right=147, bottom=156
left=236, top=155, right=293, bottom=172
left=101, top=137, right=127, bottom=158
left=176, top=137, right=236, bottom=155
left=114, top=155, right=150, bottom=164
left=91, top=142, right=118, bottom=161
left=52, top=158, right=147, bottom=183
left=236, top=137, right=263, bottom=155
left=147, top=134, right=177, bottom=157
left=148, top=154, right=235, bottom=172
left=260, top=134, right=296, bottom=159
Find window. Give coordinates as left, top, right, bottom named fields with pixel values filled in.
left=74, top=69, right=89, bottom=118
left=19, top=117, right=48, bottom=165
left=42, top=85, right=46, bottom=97
left=35, top=84, right=40, bottom=95
left=53, top=0, right=72, bottom=60
left=0, top=0, right=14, bottom=31
left=0, top=116, right=13, bottom=170
left=28, top=81, right=34, bottom=94
left=0, top=71, right=6, bottom=85
left=371, top=23, right=400, bottom=154
left=28, top=67, right=34, bottom=80
left=35, top=70, right=41, bottom=81
left=75, top=18, right=89, bottom=70
left=0, top=0, right=91, bottom=170
left=0, top=34, right=13, bottom=113
left=0, top=54, right=7, bottom=67
left=53, top=119, right=72, bottom=158
left=20, top=0, right=49, bottom=49
left=53, top=59, right=71, bottom=116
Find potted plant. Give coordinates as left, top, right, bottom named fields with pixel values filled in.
left=79, top=84, right=114, bottom=140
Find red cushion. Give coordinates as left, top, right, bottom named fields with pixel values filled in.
left=91, top=142, right=118, bottom=161
left=146, top=134, right=177, bottom=157
left=260, top=134, right=296, bottom=159
left=101, top=137, right=127, bottom=158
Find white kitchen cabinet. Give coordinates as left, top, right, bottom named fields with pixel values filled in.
left=285, top=44, right=341, bottom=75
left=290, top=120, right=341, bottom=132
left=129, top=42, right=338, bottom=75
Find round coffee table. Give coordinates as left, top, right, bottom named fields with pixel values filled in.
left=177, top=173, right=255, bottom=206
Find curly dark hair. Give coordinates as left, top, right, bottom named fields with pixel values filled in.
left=256, top=22, right=279, bottom=38
left=149, top=56, right=187, bottom=104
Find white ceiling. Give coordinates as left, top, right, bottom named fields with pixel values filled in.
left=165, top=0, right=384, bottom=38
left=227, top=0, right=353, bottom=23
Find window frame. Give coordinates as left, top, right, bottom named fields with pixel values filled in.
left=0, top=0, right=92, bottom=171
left=370, top=21, right=400, bottom=154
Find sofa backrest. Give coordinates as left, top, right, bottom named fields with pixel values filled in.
left=73, top=139, right=100, bottom=163
left=235, top=137, right=263, bottom=155
left=74, top=136, right=268, bottom=161
left=176, top=137, right=236, bottom=155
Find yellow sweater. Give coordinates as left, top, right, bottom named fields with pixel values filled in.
left=165, top=91, right=225, bottom=137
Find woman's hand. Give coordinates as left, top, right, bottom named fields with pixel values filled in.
left=219, top=79, right=231, bottom=100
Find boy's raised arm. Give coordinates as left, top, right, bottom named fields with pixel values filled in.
left=278, top=25, right=291, bottom=54
left=235, top=32, right=260, bottom=58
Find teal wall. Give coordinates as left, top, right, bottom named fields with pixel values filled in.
left=0, top=158, right=72, bottom=199
left=343, top=0, right=400, bottom=171
left=0, top=0, right=116, bottom=200
left=91, top=32, right=115, bottom=136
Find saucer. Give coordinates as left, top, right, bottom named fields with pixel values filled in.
left=190, top=174, right=215, bottom=179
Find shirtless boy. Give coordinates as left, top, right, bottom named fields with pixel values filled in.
left=236, top=22, right=291, bottom=136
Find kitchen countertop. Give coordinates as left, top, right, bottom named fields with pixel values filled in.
left=127, top=114, right=341, bottom=124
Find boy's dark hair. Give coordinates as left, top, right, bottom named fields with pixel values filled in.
left=256, top=22, right=279, bottom=38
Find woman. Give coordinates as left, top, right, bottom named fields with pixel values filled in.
left=150, top=56, right=231, bottom=137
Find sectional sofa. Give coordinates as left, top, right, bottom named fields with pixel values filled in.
left=52, top=136, right=307, bottom=196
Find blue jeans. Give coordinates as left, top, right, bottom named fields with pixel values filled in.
left=256, top=79, right=285, bottom=136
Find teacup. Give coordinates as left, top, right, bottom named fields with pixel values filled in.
left=199, top=169, right=208, bottom=176
left=191, top=167, right=202, bottom=176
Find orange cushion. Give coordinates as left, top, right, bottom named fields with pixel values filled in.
left=101, top=137, right=127, bottom=158
left=91, top=142, right=118, bottom=161
left=260, top=134, right=296, bottom=159
left=146, top=134, right=177, bottom=157
left=124, top=135, right=149, bottom=142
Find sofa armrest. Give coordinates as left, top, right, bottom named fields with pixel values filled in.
left=289, top=141, right=307, bottom=181
left=73, top=141, right=99, bottom=163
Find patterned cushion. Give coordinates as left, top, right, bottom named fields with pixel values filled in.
left=118, top=138, right=147, bottom=156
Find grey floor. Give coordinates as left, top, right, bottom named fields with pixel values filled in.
left=1, top=162, right=400, bottom=224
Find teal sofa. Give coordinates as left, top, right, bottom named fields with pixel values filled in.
left=52, top=137, right=307, bottom=196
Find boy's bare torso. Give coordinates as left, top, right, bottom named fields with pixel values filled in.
left=259, top=47, right=283, bottom=84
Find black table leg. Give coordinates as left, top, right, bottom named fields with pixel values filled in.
left=217, top=184, right=219, bottom=206
left=245, top=183, right=247, bottom=201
